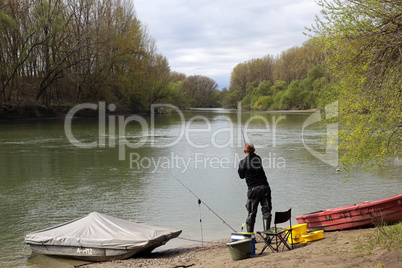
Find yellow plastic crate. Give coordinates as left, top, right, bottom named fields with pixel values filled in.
left=285, top=223, right=307, bottom=244
left=301, top=230, right=324, bottom=242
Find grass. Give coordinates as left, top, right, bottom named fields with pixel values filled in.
left=354, top=221, right=402, bottom=254
left=372, top=221, right=402, bottom=250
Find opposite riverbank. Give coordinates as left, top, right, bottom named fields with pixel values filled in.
left=81, top=224, right=401, bottom=268
left=0, top=102, right=318, bottom=120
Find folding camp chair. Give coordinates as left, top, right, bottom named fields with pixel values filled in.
left=257, top=208, right=293, bottom=254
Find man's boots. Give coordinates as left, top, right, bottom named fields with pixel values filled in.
left=263, top=217, right=271, bottom=232
left=246, top=223, right=254, bottom=233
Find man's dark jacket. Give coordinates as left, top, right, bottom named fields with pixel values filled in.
left=238, top=153, right=269, bottom=189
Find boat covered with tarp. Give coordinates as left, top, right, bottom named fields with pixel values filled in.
left=25, top=212, right=182, bottom=261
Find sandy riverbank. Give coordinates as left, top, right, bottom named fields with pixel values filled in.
left=80, top=226, right=401, bottom=268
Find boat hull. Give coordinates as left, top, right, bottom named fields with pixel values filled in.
left=27, top=234, right=179, bottom=262
left=296, top=194, right=402, bottom=231
left=28, top=244, right=143, bottom=262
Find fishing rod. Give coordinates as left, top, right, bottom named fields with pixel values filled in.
left=237, top=101, right=246, bottom=145
left=167, top=170, right=237, bottom=233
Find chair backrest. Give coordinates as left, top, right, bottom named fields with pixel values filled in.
left=274, top=208, right=292, bottom=225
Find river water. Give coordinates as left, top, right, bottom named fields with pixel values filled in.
left=0, top=107, right=401, bottom=267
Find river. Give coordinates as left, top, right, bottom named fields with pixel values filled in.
left=0, top=107, right=401, bottom=267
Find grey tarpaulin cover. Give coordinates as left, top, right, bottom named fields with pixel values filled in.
left=25, top=212, right=182, bottom=250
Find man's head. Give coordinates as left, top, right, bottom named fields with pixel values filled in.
left=244, top=143, right=255, bottom=155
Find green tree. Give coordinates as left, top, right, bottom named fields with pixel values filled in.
left=240, top=80, right=272, bottom=109
left=223, top=89, right=242, bottom=108
left=33, top=0, right=71, bottom=107
left=299, top=65, right=325, bottom=108
left=1, top=0, right=202, bottom=115
left=269, top=80, right=288, bottom=109
left=0, top=0, right=17, bottom=111
left=165, top=81, right=189, bottom=108
left=279, top=80, right=301, bottom=109
left=271, top=80, right=287, bottom=95
left=270, top=90, right=285, bottom=110
left=253, top=80, right=271, bottom=96
left=229, top=56, right=276, bottom=94
left=253, top=96, right=273, bottom=110
left=309, top=0, right=402, bottom=170
left=215, top=88, right=229, bottom=107
left=183, top=75, right=219, bottom=107
left=309, top=76, right=327, bottom=109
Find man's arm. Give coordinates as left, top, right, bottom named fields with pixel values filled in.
left=238, top=159, right=245, bottom=179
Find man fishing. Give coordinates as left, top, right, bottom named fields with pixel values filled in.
left=238, top=143, right=272, bottom=233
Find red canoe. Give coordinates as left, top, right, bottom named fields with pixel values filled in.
left=296, top=194, right=402, bottom=231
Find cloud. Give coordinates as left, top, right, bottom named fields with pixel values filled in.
left=134, top=0, right=321, bottom=89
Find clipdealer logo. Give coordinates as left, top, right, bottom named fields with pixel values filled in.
left=64, top=102, right=339, bottom=169
left=64, top=102, right=286, bottom=160
left=302, top=101, right=339, bottom=167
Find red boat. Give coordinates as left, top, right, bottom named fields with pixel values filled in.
left=296, top=194, right=402, bottom=231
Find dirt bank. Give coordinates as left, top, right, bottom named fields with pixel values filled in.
left=79, top=227, right=401, bottom=268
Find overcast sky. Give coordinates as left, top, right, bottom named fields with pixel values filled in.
left=134, top=0, right=322, bottom=89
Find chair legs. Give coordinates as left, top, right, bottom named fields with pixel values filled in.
left=257, top=232, right=272, bottom=255
left=257, top=232, right=271, bottom=255
left=257, top=208, right=293, bottom=254
left=257, top=228, right=293, bottom=254
left=278, top=230, right=293, bottom=251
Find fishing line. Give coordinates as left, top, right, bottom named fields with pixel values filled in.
left=167, top=170, right=237, bottom=233
left=166, top=102, right=244, bottom=239
left=176, top=237, right=205, bottom=243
